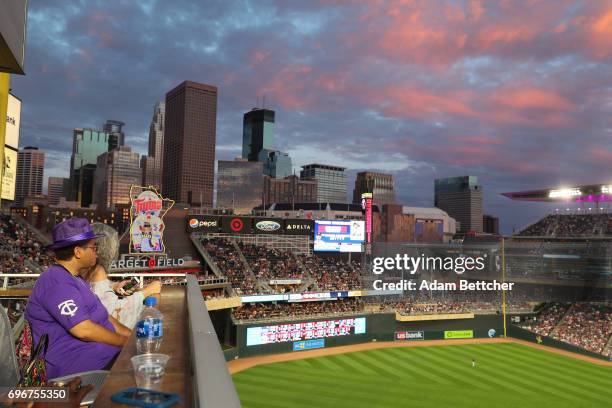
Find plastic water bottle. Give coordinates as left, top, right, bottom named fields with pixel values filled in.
left=136, top=297, right=163, bottom=354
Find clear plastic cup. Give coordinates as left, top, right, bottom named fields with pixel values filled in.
left=131, top=354, right=170, bottom=390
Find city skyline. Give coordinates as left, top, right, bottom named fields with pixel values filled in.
left=9, top=0, right=612, bottom=232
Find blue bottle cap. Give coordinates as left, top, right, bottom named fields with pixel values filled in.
left=145, top=297, right=157, bottom=307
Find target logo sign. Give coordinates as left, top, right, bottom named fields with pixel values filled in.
left=230, top=218, right=244, bottom=232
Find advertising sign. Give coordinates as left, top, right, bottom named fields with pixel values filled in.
left=5, top=94, right=21, bottom=149
left=361, top=192, right=373, bottom=244
left=395, top=331, right=424, bottom=341
left=293, top=339, right=325, bottom=351
left=221, top=216, right=251, bottom=234
left=129, top=186, right=174, bottom=254
left=444, top=330, right=474, bottom=339
left=187, top=215, right=220, bottom=232
left=283, top=219, right=314, bottom=236
left=253, top=218, right=283, bottom=234
left=314, top=220, right=365, bottom=252
left=1, top=147, right=17, bottom=201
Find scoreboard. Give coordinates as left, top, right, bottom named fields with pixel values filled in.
left=246, top=317, right=366, bottom=346
left=314, top=220, right=365, bottom=252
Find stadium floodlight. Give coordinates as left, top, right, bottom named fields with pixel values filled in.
left=548, top=188, right=581, bottom=199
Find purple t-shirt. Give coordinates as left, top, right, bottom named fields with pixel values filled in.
left=25, top=264, right=121, bottom=378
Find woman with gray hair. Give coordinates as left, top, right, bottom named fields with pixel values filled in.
left=83, top=223, right=161, bottom=329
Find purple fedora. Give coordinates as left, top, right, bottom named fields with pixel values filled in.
left=48, top=218, right=104, bottom=250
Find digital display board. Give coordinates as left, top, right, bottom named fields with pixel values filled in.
left=314, top=220, right=365, bottom=252
left=246, top=317, right=366, bottom=346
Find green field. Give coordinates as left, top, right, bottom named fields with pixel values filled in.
left=233, top=343, right=612, bottom=408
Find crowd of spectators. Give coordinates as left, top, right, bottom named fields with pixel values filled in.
left=239, top=242, right=303, bottom=280
left=200, top=237, right=259, bottom=295
left=517, top=213, right=612, bottom=237
left=233, top=298, right=364, bottom=321
left=0, top=299, right=26, bottom=326
left=202, top=288, right=229, bottom=300
left=551, top=302, right=611, bottom=354
left=298, top=256, right=362, bottom=291
left=200, top=237, right=364, bottom=293
left=519, top=302, right=570, bottom=335
left=1, top=213, right=52, bottom=288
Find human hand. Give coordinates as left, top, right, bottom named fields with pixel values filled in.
left=142, top=280, right=162, bottom=298
left=35, top=377, right=94, bottom=408
left=113, top=279, right=136, bottom=296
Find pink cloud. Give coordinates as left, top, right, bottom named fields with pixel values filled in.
left=347, top=0, right=608, bottom=65
left=249, top=51, right=271, bottom=68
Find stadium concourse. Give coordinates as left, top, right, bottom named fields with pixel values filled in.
left=0, top=210, right=611, bottom=362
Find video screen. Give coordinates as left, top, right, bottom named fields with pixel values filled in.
left=314, top=220, right=365, bottom=252
left=246, top=317, right=366, bottom=346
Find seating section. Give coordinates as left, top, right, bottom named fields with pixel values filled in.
left=517, top=213, right=612, bottom=237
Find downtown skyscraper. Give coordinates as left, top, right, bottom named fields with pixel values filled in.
left=16, top=147, right=44, bottom=205
left=434, top=176, right=483, bottom=233
left=162, top=81, right=217, bottom=207
left=142, top=102, right=165, bottom=190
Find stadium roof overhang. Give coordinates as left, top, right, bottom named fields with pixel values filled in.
left=502, top=184, right=612, bottom=203
left=0, top=0, right=28, bottom=75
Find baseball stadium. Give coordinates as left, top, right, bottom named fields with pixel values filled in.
left=0, top=183, right=610, bottom=407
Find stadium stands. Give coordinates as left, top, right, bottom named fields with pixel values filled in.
left=519, top=302, right=571, bottom=335
left=0, top=213, right=51, bottom=285
left=550, top=302, right=611, bottom=354
left=518, top=301, right=611, bottom=355
left=200, top=237, right=363, bottom=293
left=238, top=242, right=303, bottom=280
left=233, top=298, right=364, bottom=322
left=297, top=255, right=362, bottom=291
left=516, top=212, right=612, bottom=237
left=200, top=237, right=260, bottom=295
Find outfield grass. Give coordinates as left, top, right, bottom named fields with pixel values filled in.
left=233, top=343, right=612, bottom=408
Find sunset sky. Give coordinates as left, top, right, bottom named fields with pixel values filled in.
left=11, top=0, right=612, bottom=232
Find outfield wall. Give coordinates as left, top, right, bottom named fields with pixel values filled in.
left=226, top=313, right=504, bottom=359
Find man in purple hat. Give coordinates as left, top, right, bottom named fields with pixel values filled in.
left=25, top=218, right=131, bottom=379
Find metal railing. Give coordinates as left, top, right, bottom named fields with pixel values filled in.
left=1, top=273, right=188, bottom=290
left=185, top=274, right=241, bottom=407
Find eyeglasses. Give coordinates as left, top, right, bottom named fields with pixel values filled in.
left=81, top=245, right=98, bottom=252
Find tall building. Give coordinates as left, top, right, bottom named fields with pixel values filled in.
left=103, top=120, right=125, bottom=151
left=143, top=102, right=165, bottom=190
left=70, top=128, right=109, bottom=206
left=94, top=146, right=141, bottom=208
left=352, top=171, right=395, bottom=207
left=140, top=155, right=155, bottom=187
left=162, top=81, right=217, bottom=207
left=259, top=149, right=292, bottom=179
left=434, top=176, right=483, bottom=233
left=242, top=108, right=275, bottom=161
left=300, top=163, right=347, bottom=203
left=263, top=175, right=317, bottom=206
left=483, top=214, right=499, bottom=235
left=48, top=176, right=68, bottom=206
left=217, top=158, right=263, bottom=214
left=16, top=146, right=44, bottom=205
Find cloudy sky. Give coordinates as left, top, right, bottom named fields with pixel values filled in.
left=10, top=0, right=612, bottom=233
